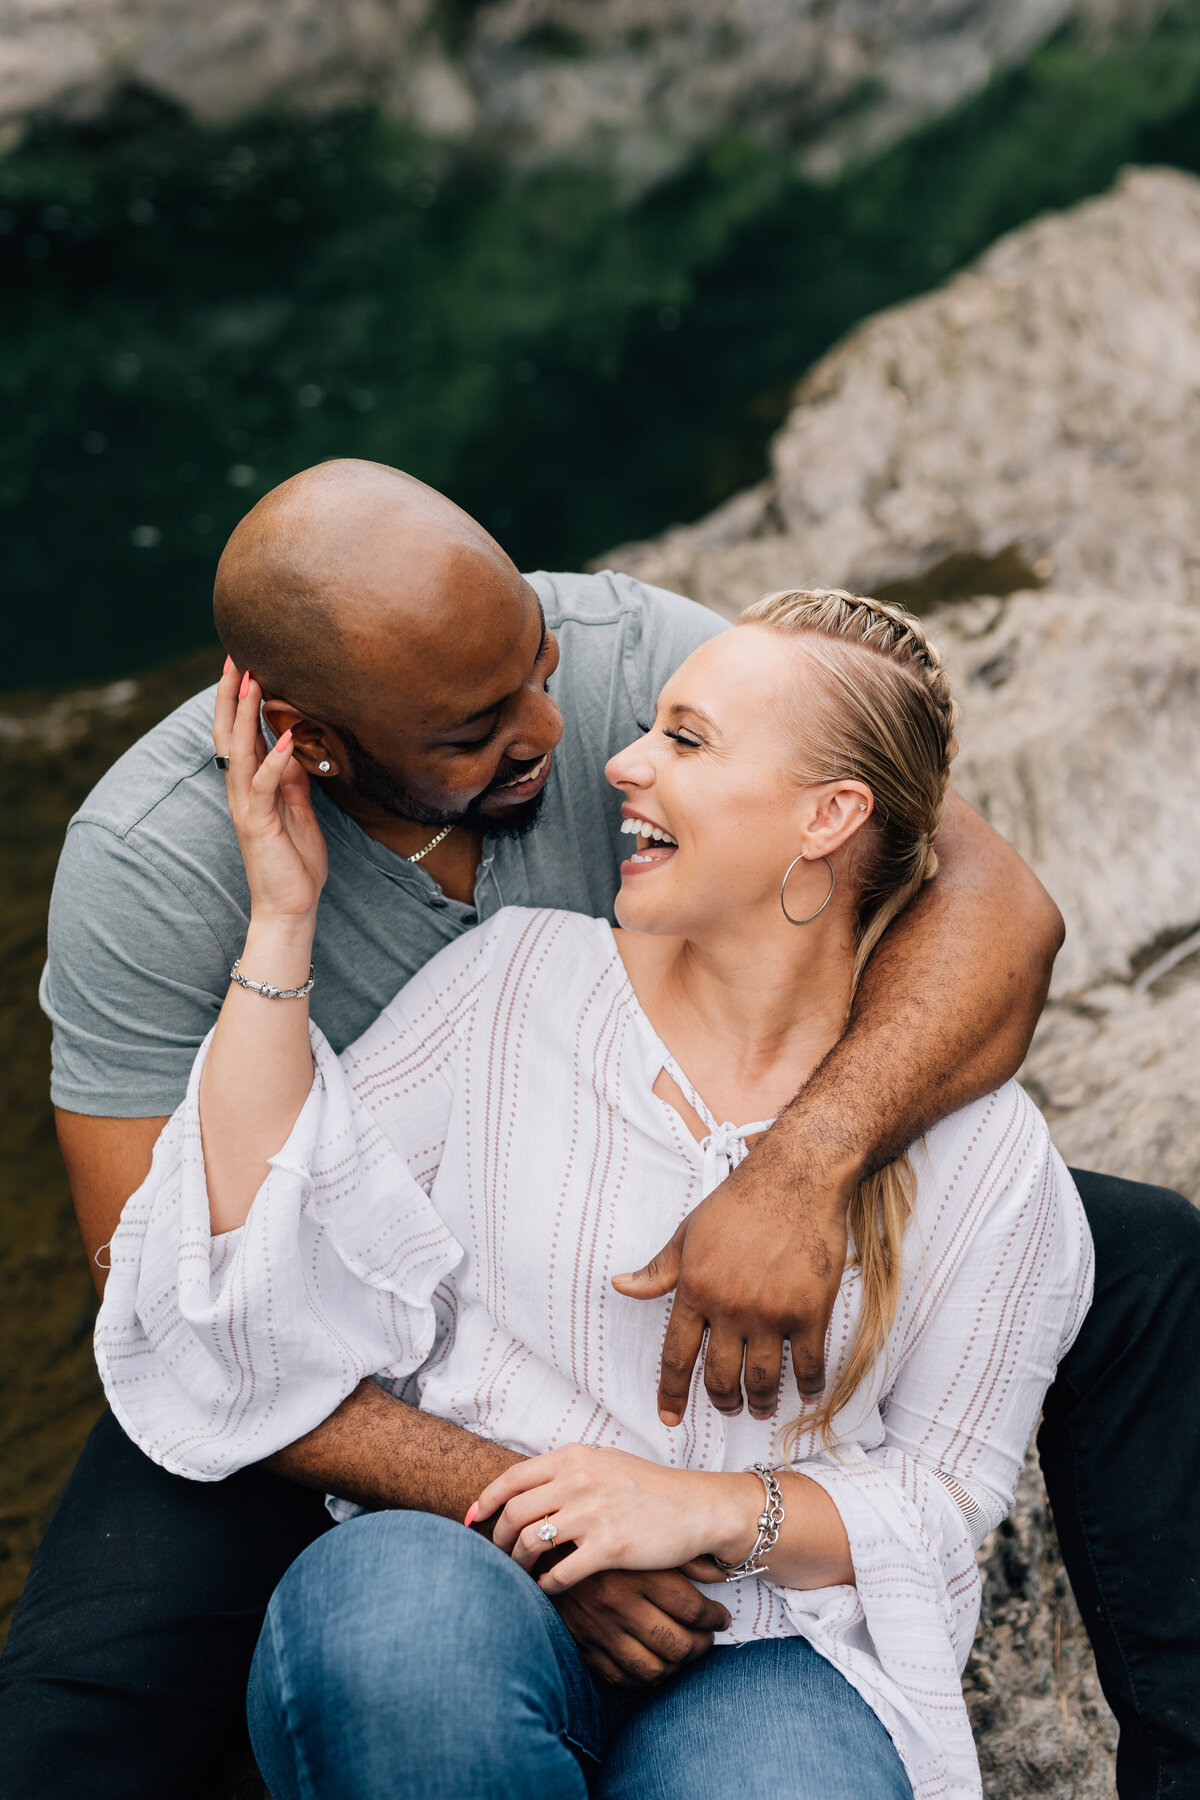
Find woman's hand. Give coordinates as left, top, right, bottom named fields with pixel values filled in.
left=213, top=659, right=328, bottom=925
left=472, top=1444, right=761, bottom=1596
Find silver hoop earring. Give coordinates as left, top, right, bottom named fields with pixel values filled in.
left=780, top=854, right=836, bottom=926
left=318, top=760, right=331, bottom=774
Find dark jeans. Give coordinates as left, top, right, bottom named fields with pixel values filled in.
left=1, top=1170, right=1197, bottom=1799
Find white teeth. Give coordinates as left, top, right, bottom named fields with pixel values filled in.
left=622, top=813, right=677, bottom=846
left=499, top=753, right=548, bottom=789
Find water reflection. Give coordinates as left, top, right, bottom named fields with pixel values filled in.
left=4, top=15, right=1200, bottom=688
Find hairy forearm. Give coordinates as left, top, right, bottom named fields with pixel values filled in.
left=770, top=792, right=1062, bottom=1183
left=265, top=1379, right=522, bottom=1517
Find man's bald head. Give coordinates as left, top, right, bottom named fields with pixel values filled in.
left=213, top=460, right=519, bottom=725
left=212, top=460, right=562, bottom=836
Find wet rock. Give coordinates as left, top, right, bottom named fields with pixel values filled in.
left=0, top=2, right=1159, bottom=186
left=615, top=164, right=1200, bottom=603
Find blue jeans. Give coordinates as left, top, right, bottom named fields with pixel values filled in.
left=248, top=1511, right=912, bottom=1800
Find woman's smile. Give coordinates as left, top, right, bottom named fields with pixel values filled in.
left=619, top=805, right=678, bottom=872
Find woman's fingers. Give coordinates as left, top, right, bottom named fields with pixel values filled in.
left=245, top=727, right=296, bottom=827
left=212, top=655, right=239, bottom=762
left=230, top=667, right=273, bottom=787
left=229, top=670, right=261, bottom=787
left=492, top=1483, right=564, bottom=1555
left=474, top=1451, right=560, bottom=1523
left=514, top=1515, right=564, bottom=1571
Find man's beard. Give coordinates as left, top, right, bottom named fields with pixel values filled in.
left=341, top=728, right=548, bottom=841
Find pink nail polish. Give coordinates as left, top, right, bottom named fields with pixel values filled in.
left=238, top=671, right=251, bottom=700
left=223, top=655, right=235, bottom=677
left=275, top=728, right=293, bottom=755
left=464, top=1503, right=479, bottom=1528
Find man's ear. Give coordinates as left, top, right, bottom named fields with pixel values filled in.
left=805, top=780, right=874, bottom=859
left=260, top=699, right=344, bottom=779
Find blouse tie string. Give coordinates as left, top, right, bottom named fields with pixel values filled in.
left=699, top=1119, right=775, bottom=1197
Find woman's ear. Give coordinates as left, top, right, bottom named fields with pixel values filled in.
left=805, top=781, right=874, bottom=858
left=260, top=700, right=342, bottom=779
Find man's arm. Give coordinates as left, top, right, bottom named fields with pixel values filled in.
left=613, top=792, right=1065, bottom=1421
left=61, top=1112, right=727, bottom=1683
left=57, top=1110, right=170, bottom=1297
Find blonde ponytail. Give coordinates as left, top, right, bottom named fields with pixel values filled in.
left=736, top=588, right=958, bottom=1447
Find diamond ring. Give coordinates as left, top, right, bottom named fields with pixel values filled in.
left=536, top=1516, right=559, bottom=1543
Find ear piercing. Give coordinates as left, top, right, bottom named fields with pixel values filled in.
left=318, top=760, right=331, bottom=773
left=859, top=802, right=867, bottom=811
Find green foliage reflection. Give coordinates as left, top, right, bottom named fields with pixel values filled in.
left=4, top=11, right=1200, bottom=686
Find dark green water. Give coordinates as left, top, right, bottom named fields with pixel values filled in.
left=7, top=13, right=1200, bottom=689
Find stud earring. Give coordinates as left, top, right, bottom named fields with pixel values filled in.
left=858, top=802, right=866, bottom=811
left=318, top=760, right=331, bottom=773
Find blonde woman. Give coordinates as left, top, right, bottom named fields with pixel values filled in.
left=97, top=592, right=1091, bottom=1800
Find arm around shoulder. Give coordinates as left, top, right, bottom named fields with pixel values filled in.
left=788, top=789, right=1064, bottom=1176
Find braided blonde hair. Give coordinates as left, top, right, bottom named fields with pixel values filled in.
left=737, top=588, right=959, bottom=1446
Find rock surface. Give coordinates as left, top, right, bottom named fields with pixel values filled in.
left=968, top=1454, right=1117, bottom=1799
left=607, top=164, right=1200, bottom=1795
left=0, top=0, right=1161, bottom=185
left=615, top=165, right=1200, bottom=617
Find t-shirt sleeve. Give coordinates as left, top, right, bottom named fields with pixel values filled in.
left=41, top=821, right=231, bottom=1118
left=605, top=571, right=729, bottom=727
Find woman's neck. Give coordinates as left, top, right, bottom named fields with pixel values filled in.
left=615, top=910, right=856, bottom=1127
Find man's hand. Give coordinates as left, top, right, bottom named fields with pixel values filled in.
left=613, top=1145, right=850, bottom=1422
left=549, top=1567, right=729, bottom=1688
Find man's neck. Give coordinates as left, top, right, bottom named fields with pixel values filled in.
left=327, top=784, right=485, bottom=905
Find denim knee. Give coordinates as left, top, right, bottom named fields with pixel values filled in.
left=249, top=1511, right=600, bottom=1800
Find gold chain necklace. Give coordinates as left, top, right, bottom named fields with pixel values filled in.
left=404, top=823, right=454, bottom=865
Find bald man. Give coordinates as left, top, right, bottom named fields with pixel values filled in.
left=4, top=463, right=1198, bottom=1800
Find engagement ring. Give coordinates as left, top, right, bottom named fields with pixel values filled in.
left=536, top=1516, right=558, bottom=1543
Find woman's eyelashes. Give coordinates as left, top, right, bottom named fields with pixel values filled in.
left=634, top=718, right=702, bottom=749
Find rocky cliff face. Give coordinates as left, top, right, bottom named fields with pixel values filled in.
left=0, top=0, right=1164, bottom=184
left=608, top=163, right=1200, bottom=1794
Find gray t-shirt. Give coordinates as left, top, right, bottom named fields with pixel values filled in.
left=41, top=570, right=726, bottom=1117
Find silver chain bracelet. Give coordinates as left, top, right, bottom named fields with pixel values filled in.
left=713, top=1463, right=786, bottom=1582
left=229, top=956, right=315, bottom=1000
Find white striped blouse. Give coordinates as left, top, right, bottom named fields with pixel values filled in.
left=96, top=905, right=1093, bottom=1800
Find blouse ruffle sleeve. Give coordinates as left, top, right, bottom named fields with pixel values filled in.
left=768, top=1083, right=1094, bottom=1800
left=781, top=1446, right=982, bottom=1799
left=95, top=1022, right=464, bottom=1481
